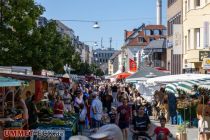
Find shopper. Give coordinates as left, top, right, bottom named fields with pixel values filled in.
left=130, top=105, right=151, bottom=140
left=117, top=97, right=131, bottom=140
left=91, top=92, right=103, bottom=131
left=74, top=90, right=84, bottom=114
left=28, top=95, right=39, bottom=129
left=62, top=90, right=71, bottom=112
left=15, top=91, right=28, bottom=129
left=79, top=104, right=87, bottom=135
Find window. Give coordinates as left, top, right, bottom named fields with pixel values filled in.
left=145, top=30, right=150, bottom=36
left=188, top=0, right=190, bottom=11
left=188, top=30, right=191, bottom=50
left=185, top=1, right=187, bottom=16
left=167, top=13, right=181, bottom=36
left=154, top=30, right=159, bottom=35
left=138, top=37, right=145, bottom=43
left=195, top=0, right=200, bottom=7
left=162, top=30, right=167, bottom=36
left=185, top=36, right=187, bottom=51
left=194, top=28, right=200, bottom=48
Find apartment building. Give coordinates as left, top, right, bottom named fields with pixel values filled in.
left=123, top=24, right=167, bottom=73
left=183, top=0, right=210, bottom=73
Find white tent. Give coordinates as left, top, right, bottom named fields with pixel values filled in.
left=146, top=74, right=210, bottom=85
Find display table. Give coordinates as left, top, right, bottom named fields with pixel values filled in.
left=31, top=115, right=78, bottom=140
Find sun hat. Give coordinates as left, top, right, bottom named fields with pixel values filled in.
left=90, top=124, right=123, bottom=140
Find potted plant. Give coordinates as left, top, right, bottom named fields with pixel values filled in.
left=176, top=124, right=187, bottom=140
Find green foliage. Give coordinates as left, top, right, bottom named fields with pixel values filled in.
left=0, top=0, right=81, bottom=73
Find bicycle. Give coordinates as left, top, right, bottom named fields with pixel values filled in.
left=132, top=131, right=152, bottom=140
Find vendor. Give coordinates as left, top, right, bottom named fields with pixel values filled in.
left=62, top=89, right=72, bottom=112
left=15, top=91, right=29, bottom=129
left=53, top=95, right=64, bottom=118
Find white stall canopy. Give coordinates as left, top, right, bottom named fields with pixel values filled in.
left=146, top=74, right=210, bottom=85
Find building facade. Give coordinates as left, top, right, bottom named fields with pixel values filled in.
left=167, top=0, right=183, bottom=74
left=93, top=48, right=117, bottom=75
left=37, top=17, right=48, bottom=27
left=183, top=0, right=210, bottom=73
left=123, top=24, right=167, bottom=73
left=93, top=48, right=117, bottom=65
left=108, top=51, right=121, bottom=75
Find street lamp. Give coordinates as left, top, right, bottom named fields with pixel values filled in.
left=92, top=22, right=100, bottom=29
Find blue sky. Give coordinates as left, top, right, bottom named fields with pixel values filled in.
left=35, top=0, right=167, bottom=49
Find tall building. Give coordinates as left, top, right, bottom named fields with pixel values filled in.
left=183, top=0, right=210, bottom=73
left=167, top=0, right=183, bottom=74
left=93, top=48, right=117, bottom=74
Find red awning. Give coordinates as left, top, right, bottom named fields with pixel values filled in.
left=116, top=72, right=132, bottom=79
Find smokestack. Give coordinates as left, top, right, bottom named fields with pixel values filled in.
left=156, top=0, right=162, bottom=25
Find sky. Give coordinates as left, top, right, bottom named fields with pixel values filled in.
left=35, top=0, right=167, bottom=50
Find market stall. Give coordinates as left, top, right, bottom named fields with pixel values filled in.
left=164, top=78, right=210, bottom=129
left=0, top=72, right=59, bottom=101
left=0, top=77, right=23, bottom=139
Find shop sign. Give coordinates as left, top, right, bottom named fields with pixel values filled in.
left=199, top=51, right=210, bottom=61
left=203, top=58, right=210, bottom=69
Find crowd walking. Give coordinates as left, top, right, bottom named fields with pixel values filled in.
left=14, top=79, right=210, bottom=140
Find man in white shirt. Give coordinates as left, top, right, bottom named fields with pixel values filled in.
left=91, top=92, right=103, bottom=131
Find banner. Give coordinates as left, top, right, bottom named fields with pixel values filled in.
left=129, top=59, right=137, bottom=72
left=173, top=24, right=183, bottom=54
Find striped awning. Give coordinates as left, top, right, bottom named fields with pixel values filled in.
left=176, top=80, right=200, bottom=95
left=165, top=83, right=178, bottom=94
left=199, top=84, right=210, bottom=89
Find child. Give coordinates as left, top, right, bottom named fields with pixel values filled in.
left=79, top=104, right=87, bottom=135
left=150, top=117, right=172, bottom=140
left=101, top=108, right=110, bottom=125
left=109, top=106, right=117, bottom=124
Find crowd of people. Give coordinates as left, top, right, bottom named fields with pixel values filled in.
left=13, top=80, right=175, bottom=140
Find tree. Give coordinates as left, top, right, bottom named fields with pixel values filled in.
left=95, top=68, right=104, bottom=76
left=0, top=0, right=81, bottom=74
